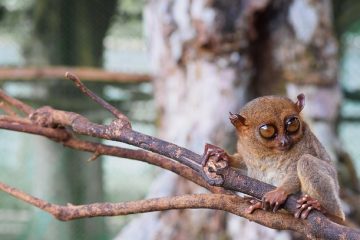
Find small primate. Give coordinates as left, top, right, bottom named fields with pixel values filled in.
left=203, top=94, right=345, bottom=223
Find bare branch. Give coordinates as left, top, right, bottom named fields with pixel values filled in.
left=0, top=74, right=359, bottom=239
left=65, top=72, right=131, bottom=126
left=0, top=101, right=18, bottom=116
left=0, top=89, right=34, bottom=115
left=0, top=181, right=308, bottom=235
left=0, top=116, right=224, bottom=194
left=0, top=67, right=150, bottom=83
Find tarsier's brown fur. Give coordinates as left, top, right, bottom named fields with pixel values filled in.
left=225, top=94, right=344, bottom=222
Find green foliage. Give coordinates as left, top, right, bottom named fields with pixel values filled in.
left=333, top=0, right=360, bottom=36
left=346, top=20, right=360, bottom=34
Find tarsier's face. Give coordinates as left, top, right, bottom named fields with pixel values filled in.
left=254, top=111, right=304, bottom=152
left=230, top=94, right=305, bottom=153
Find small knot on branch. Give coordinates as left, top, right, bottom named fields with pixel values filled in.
left=29, top=106, right=58, bottom=128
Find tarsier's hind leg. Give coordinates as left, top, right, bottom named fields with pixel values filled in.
left=296, top=154, right=345, bottom=221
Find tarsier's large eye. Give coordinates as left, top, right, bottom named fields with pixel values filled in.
left=286, top=117, right=300, bottom=133
left=259, top=124, right=276, bottom=139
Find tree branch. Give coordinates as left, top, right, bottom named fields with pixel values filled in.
left=0, top=73, right=359, bottom=240
left=0, top=181, right=308, bottom=234
left=0, top=67, right=150, bottom=83
left=0, top=117, right=225, bottom=195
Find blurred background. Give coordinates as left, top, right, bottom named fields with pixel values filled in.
left=0, top=0, right=359, bottom=239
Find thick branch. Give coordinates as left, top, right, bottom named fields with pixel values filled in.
left=0, top=118, right=224, bottom=194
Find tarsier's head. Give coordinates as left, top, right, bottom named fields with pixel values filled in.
left=230, top=94, right=305, bottom=153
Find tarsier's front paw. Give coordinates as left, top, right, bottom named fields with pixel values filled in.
left=295, top=194, right=325, bottom=219
left=200, top=143, right=229, bottom=186
left=29, top=106, right=57, bottom=127
left=262, top=187, right=288, bottom=212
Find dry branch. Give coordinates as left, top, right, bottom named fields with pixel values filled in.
left=0, top=67, right=150, bottom=83
left=0, top=181, right=306, bottom=234
left=0, top=118, right=225, bottom=194
left=0, top=73, right=359, bottom=240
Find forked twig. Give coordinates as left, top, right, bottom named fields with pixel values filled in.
left=0, top=101, right=17, bottom=116
left=0, top=89, right=34, bottom=115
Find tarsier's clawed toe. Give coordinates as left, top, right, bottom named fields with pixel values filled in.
left=244, top=197, right=262, bottom=214
left=295, top=194, right=324, bottom=219
left=245, top=188, right=288, bottom=215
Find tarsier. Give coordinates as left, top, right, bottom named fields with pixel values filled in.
left=202, top=94, right=345, bottom=223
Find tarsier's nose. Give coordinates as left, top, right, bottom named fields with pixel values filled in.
left=280, top=138, right=288, bottom=146
left=278, top=136, right=291, bottom=151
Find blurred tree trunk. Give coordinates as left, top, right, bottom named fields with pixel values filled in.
left=333, top=0, right=360, bottom=224
left=119, top=0, right=359, bottom=239
left=23, top=1, right=117, bottom=239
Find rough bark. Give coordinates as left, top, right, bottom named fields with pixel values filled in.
left=118, top=0, right=357, bottom=239
left=119, top=0, right=286, bottom=239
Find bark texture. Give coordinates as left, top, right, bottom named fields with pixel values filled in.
left=118, top=0, right=351, bottom=239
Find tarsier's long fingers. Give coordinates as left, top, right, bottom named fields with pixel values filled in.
left=296, top=194, right=309, bottom=205
left=201, top=143, right=228, bottom=166
left=200, top=143, right=230, bottom=186
left=300, top=206, right=313, bottom=219
left=294, top=194, right=324, bottom=219
left=261, top=187, right=288, bottom=212
left=295, top=204, right=308, bottom=218
left=272, top=202, right=281, bottom=212
left=269, top=200, right=282, bottom=212
left=246, top=199, right=262, bottom=214
left=296, top=199, right=319, bottom=209
left=261, top=197, right=270, bottom=211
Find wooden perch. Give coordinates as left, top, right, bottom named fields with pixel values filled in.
left=0, top=73, right=359, bottom=240
left=0, top=67, right=150, bottom=83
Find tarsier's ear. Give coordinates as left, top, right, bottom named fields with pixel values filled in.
left=295, top=93, right=305, bottom=112
left=229, top=112, right=246, bottom=128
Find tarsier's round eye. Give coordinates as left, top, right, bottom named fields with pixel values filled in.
left=286, top=117, right=300, bottom=133
left=259, top=124, right=276, bottom=139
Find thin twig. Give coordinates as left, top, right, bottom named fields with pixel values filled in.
left=0, top=89, right=34, bottom=115
left=0, top=115, right=33, bottom=124
left=65, top=72, right=131, bottom=126
left=0, top=101, right=18, bottom=116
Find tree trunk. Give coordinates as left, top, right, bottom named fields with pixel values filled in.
left=118, top=0, right=351, bottom=239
